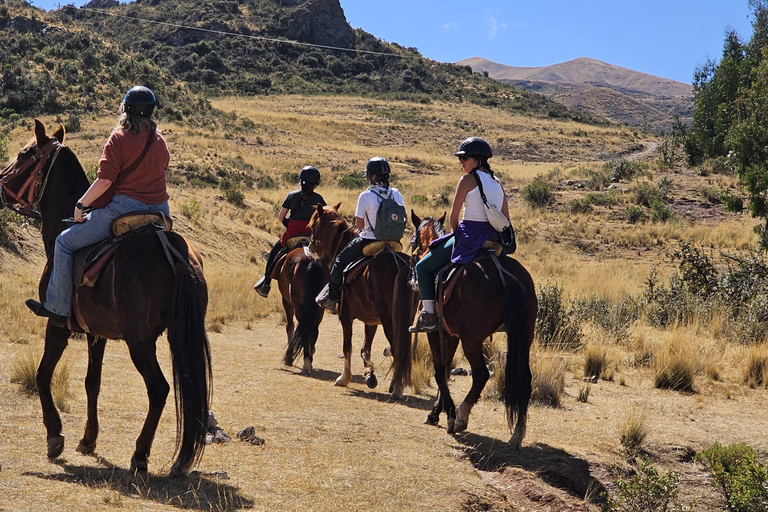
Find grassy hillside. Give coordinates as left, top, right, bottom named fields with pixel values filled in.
left=0, top=0, right=602, bottom=127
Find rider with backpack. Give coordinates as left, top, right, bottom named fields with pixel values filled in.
left=254, top=165, right=326, bottom=297
left=316, top=156, right=406, bottom=313
left=409, top=137, right=511, bottom=333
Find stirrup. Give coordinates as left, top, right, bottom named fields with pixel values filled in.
left=315, top=284, right=338, bottom=314
left=253, top=276, right=270, bottom=298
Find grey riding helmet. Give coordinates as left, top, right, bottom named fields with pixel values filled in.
left=455, top=137, right=493, bottom=159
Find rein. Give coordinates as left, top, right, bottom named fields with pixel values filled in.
left=311, top=217, right=357, bottom=267
left=0, top=139, right=63, bottom=220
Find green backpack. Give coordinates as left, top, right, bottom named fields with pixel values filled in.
left=368, top=189, right=407, bottom=241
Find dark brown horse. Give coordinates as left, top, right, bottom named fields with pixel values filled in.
left=308, top=203, right=415, bottom=398
left=412, top=211, right=537, bottom=447
left=273, top=242, right=328, bottom=374
left=0, top=120, right=211, bottom=476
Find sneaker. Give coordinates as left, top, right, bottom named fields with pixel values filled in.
left=25, top=299, right=67, bottom=328
left=315, top=284, right=339, bottom=314
left=409, top=311, right=439, bottom=333
left=253, top=277, right=270, bottom=298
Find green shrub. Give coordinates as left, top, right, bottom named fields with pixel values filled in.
left=410, top=194, right=428, bottom=206
left=650, top=199, right=674, bottom=223
left=625, top=206, right=646, bottom=224
left=633, top=182, right=663, bottom=207
left=585, top=167, right=611, bottom=190
left=536, top=284, right=582, bottom=350
left=523, top=179, right=555, bottom=208
left=178, top=200, right=202, bottom=223
left=607, top=459, right=692, bottom=511
left=337, top=172, right=367, bottom=189
left=585, top=191, right=619, bottom=206
left=568, top=198, right=593, bottom=214
left=721, top=190, right=744, bottom=213
left=695, top=443, right=768, bottom=512
left=0, top=209, right=14, bottom=247
left=700, top=186, right=722, bottom=204
left=224, top=188, right=245, bottom=208
left=605, top=158, right=645, bottom=182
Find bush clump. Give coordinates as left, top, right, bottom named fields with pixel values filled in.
left=607, top=459, right=693, bottom=511
left=536, top=284, right=583, bottom=349
left=696, top=443, right=768, bottom=512
left=522, top=179, right=555, bottom=208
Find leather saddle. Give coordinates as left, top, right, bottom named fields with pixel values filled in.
left=267, top=235, right=312, bottom=280
left=343, top=242, right=406, bottom=285
left=72, top=212, right=172, bottom=289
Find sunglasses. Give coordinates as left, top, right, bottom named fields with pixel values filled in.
left=457, top=155, right=473, bottom=162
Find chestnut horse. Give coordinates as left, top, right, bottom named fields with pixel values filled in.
left=0, top=120, right=211, bottom=476
left=411, top=211, right=537, bottom=448
left=309, top=203, right=415, bottom=398
left=274, top=243, right=328, bottom=374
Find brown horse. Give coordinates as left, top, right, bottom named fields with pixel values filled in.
left=273, top=242, right=328, bottom=374
left=412, top=211, right=537, bottom=447
left=308, top=203, right=415, bottom=398
left=0, top=120, right=211, bottom=476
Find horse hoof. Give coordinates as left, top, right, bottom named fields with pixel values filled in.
left=169, top=461, right=190, bottom=479
left=76, top=439, right=96, bottom=455
left=47, top=435, right=65, bottom=459
left=365, top=373, right=378, bottom=389
left=301, top=361, right=313, bottom=376
left=446, top=419, right=455, bottom=434
left=453, top=419, right=468, bottom=433
left=334, top=376, right=349, bottom=387
left=130, top=456, right=148, bottom=474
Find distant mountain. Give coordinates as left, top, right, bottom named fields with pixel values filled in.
left=458, top=57, right=693, bottom=130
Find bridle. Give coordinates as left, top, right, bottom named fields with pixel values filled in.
left=0, top=138, right=63, bottom=220
left=309, top=214, right=357, bottom=267
left=408, top=217, right=446, bottom=264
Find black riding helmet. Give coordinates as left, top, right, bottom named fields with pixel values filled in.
left=364, top=156, right=391, bottom=180
left=123, top=86, right=156, bottom=117
left=299, top=165, right=321, bottom=185
left=455, top=137, right=493, bottom=159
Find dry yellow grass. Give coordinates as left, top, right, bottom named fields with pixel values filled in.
left=0, top=94, right=765, bottom=510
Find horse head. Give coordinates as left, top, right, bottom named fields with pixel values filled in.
left=409, top=209, right=447, bottom=261
left=309, top=202, right=354, bottom=264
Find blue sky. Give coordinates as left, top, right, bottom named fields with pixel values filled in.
left=29, top=0, right=755, bottom=84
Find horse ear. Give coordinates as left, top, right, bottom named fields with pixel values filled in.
left=333, top=202, right=342, bottom=212
left=52, top=124, right=65, bottom=143
left=411, top=209, right=421, bottom=227
left=316, top=203, right=325, bottom=216
left=33, top=119, right=46, bottom=145
left=439, top=211, right=447, bottom=225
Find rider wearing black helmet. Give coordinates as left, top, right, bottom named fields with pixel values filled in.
left=26, top=86, right=170, bottom=326
left=316, top=156, right=406, bottom=313
left=254, top=165, right=326, bottom=297
left=409, top=136, right=509, bottom=332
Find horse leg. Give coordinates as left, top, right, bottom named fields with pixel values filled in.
left=283, top=298, right=295, bottom=346
left=362, top=324, right=378, bottom=389
left=126, top=339, right=170, bottom=473
left=76, top=335, right=107, bottom=455
left=335, top=314, right=353, bottom=387
left=454, top=334, right=490, bottom=434
left=425, top=331, right=458, bottom=430
left=36, top=323, right=69, bottom=459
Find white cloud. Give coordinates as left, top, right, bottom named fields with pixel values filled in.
left=444, top=21, right=459, bottom=30
left=484, top=9, right=507, bottom=39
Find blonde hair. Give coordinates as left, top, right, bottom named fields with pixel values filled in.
left=114, top=107, right=157, bottom=140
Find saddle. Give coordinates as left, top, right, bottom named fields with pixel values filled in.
left=343, top=243, right=407, bottom=285
left=72, top=212, right=172, bottom=289
left=267, top=235, right=312, bottom=280
left=437, top=246, right=505, bottom=305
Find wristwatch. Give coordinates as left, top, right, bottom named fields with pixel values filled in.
left=76, top=202, right=85, bottom=210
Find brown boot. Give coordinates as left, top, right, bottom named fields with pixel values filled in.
left=409, top=311, right=439, bottom=333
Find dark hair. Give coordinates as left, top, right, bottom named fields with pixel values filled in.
left=370, top=175, right=390, bottom=188
left=474, top=157, right=494, bottom=178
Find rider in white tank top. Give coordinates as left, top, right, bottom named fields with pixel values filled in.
left=463, top=170, right=504, bottom=222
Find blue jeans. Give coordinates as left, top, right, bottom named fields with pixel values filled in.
left=414, top=235, right=455, bottom=301
left=44, top=194, right=170, bottom=316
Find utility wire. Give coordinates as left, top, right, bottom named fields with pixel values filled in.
left=60, top=5, right=420, bottom=59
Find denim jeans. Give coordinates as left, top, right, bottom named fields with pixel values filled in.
left=414, top=234, right=455, bottom=301
left=44, top=194, right=170, bottom=316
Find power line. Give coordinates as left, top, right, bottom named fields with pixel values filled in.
left=60, top=5, right=420, bottom=59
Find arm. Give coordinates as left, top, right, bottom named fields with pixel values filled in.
left=355, top=217, right=365, bottom=230
left=449, top=175, right=473, bottom=232
left=500, top=184, right=510, bottom=218
left=278, top=207, right=289, bottom=224
left=75, top=178, right=113, bottom=222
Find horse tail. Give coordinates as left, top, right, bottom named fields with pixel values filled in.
left=284, top=257, right=326, bottom=366
left=390, top=261, right=413, bottom=391
left=503, top=275, right=532, bottom=432
left=166, top=260, right=212, bottom=472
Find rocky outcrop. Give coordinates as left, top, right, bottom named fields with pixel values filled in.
left=272, top=0, right=355, bottom=49
left=84, top=0, right=120, bottom=8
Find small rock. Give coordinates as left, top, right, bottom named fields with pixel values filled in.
left=238, top=426, right=266, bottom=446
left=450, top=367, right=468, bottom=376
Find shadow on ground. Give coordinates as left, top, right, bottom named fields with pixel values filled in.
left=24, top=455, right=253, bottom=511
left=454, top=432, right=609, bottom=506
